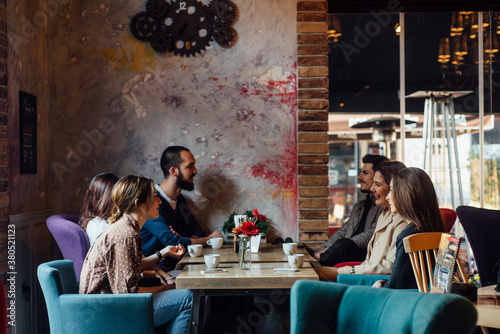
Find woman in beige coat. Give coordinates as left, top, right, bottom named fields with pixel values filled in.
left=316, top=161, right=406, bottom=281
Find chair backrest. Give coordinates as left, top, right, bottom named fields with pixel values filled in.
left=290, top=280, right=477, bottom=334
left=403, top=232, right=466, bottom=292
left=46, top=214, right=89, bottom=280
left=37, top=260, right=80, bottom=334
left=457, top=205, right=500, bottom=286
left=440, top=208, right=457, bottom=232
left=38, top=260, right=154, bottom=334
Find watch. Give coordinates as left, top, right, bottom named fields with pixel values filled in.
left=156, top=250, right=164, bottom=262
left=350, top=266, right=356, bottom=274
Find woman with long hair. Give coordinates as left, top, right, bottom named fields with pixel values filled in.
left=374, top=167, right=445, bottom=289
left=317, top=161, right=407, bottom=281
left=78, top=173, right=119, bottom=244
left=79, top=175, right=192, bottom=334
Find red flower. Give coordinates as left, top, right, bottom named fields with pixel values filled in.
left=252, top=209, right=267, bottom=222
left=232, top=225, right=242, bottom=235
left=233, top=221, right=260, bottom=237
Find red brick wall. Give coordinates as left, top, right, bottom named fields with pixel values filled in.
left=297, top=0, right=329, bottom=247
left=0, top=0, right=7, bottom=278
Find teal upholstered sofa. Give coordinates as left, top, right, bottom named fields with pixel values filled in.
left=337, top=273, right=390, bottom=286
left=290, top=280, right=477, bottom=334
left=38, top=260, right=155, bottom=334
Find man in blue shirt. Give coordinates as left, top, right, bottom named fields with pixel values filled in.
left=141, top=146, right=222, bottom=267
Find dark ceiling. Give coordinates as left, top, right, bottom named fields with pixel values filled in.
left=328, top=0, right=500, bottom=13
left=328, top=8, right=500, bottom=115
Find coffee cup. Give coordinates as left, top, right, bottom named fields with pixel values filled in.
left=288, top=254, right=305, bottom=269
left=282, top=242, right=298, bottom=256
left=207, top=237, right=223, bottom=249
left=204, top=254, right=221, bottom=269
left=187, top=244, right=203, bottom=257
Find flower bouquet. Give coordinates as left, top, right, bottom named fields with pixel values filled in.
left=232, top=221, right=259, bottom=270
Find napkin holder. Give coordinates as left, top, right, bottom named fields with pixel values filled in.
left=450, top=282, right=477, bottom=302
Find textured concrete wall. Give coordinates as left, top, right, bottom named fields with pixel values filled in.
left=8, top=0, right=52, bottom=214
left=20, top=0, right=299, bottom=240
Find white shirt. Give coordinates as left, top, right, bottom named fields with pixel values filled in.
left=155, top=184, right=177, bottom=210
left=86, top=217, right=108, bottom=245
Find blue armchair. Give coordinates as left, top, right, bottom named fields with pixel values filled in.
left=290, top=280, right=477, bottom=334
left=37, top=260, right=154, bottom=334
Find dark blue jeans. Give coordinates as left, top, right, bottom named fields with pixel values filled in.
left=319, top=238, right=367, bottom=267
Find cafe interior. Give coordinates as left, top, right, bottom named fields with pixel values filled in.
left=5, top=0, right=500, bottom=333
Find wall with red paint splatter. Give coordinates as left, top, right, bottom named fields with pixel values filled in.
left=9, top=0, right=299, bottom=240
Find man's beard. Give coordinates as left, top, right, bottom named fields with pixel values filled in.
left=360, top=188, right=370, bottom=194
left=176, top=171, right=194, bottom=191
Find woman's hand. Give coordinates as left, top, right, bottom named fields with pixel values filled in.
left=162, top=244, right=185, bottom=259
left=155, top=268, right=176, bottom=285
left=337, top=266, right=351, bottom=275
left=372, top=280, right=386, bottom=288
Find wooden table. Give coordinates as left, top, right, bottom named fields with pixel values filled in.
left=175, top=243, right=315, bottom=269
left=175, top=245, right=319, bottom=333
left=476, top=285, right=500, bottom=332
left=431, top=284, right=500, bottom=332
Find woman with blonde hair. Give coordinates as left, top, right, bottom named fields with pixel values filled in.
left=80, top=175, right=192, bottom=334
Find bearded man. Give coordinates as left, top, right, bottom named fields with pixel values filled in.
left=141, top=146, right=222, bottom=268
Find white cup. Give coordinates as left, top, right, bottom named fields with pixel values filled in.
left=204, top=254, right=221, bottom=269
left=187, top=244, right=203, bottom=257
left=282, top=242, right=298, bottom=256
left=288, top=254, right=305, bottom=269
left=207, top=237, right=223, bottom=249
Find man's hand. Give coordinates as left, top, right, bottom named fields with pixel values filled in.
left=314, top=248, right=327, bottom=260
left=163, top=244, right=185, bottom=259
left=169, top=225, right=181, bottom=237
left=192, top=231, right=223, bottom=246
left=208, top=231, right=222, bottom=239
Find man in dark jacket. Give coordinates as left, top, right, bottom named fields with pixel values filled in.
left=141, top=146, right=222, bottom=267
left=314, top=154, right=388, bottom=266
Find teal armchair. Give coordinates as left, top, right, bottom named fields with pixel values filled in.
left=38, top=260, right=154, bottom=334
left=337, top=273, right=389, bottom=286
left=290, top=280, right=477, bottom=334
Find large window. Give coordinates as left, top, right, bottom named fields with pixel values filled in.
left=328, top=11, right=500, bottom=224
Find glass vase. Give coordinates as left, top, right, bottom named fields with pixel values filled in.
left=239, top=236, right=251, bottom=270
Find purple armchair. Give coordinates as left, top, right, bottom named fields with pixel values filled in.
left=46, top=214, right=90, bottom=281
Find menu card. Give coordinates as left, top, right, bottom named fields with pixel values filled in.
left=434, top=234, right=461, bottom=292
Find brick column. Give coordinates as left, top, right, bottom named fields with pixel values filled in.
left=297, top=0, right=329, bottom=249
left=0, top=0, right=7, bottom=280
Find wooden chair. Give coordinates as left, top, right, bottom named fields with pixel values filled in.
left=403, top=232, right=466, bottom=293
